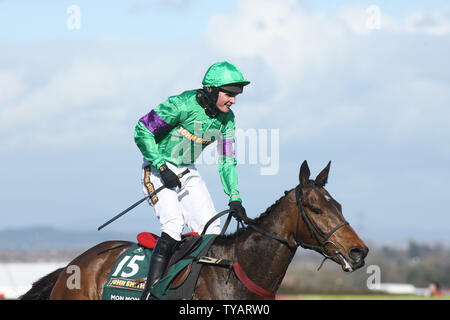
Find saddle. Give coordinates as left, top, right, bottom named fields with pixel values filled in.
left=136, top=232, right=205, bottom=290
left=166, top=234, right=202, bottom=288
left=101, top=233, right=216, bottom=300
left=133, top=209, right=235, bottom=300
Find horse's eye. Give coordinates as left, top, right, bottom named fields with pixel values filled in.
left=311, top=207, right=322, bottom=215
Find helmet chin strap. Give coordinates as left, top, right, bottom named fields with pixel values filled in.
left=196, top=87, right=220, bottom=118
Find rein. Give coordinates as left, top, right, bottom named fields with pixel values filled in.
left=199, top=184, right=349, bottom=298
left=215, top=185, right=349, bottom=254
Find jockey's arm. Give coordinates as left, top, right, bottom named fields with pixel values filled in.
left=217, top=116, right=242, bottom=204
left=134, top=121, right=166, bottom=169
left=134, top=97, right=181, bottom=170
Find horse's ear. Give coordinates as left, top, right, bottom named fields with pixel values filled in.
left=299, top=160, right=310, bottom=188
left=315, top=161, right=331, bottom=187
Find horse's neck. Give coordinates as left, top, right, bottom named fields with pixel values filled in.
left=235, top=191, right=298, bottom=293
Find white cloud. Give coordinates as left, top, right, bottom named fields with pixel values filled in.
left=0, top=69, right=25, bottom=105
left=0, top=40, right=210, bottom=153
left=207, top=0, right=346, bottom=91
left=0, top=58, right=126, bottom=152
left=404, top=8, right=450, bottom=36
left=338, top=4, right=450, bottom=36
left=1, top=59, right=119, bottom=130
left=1, top=1, right=449, bottom=155
left=206, top=0, right=450, bottom=145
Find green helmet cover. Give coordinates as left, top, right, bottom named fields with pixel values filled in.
left=202, top=61, right=250, bottom=88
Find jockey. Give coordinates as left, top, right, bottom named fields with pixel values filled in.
left=134, top=61, right=250, bottom=299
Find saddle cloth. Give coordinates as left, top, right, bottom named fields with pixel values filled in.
left=101, top=233, right=216, bottom=300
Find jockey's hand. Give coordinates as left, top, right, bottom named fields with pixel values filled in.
left=229, top=201, right=248, bottom=222
left=159, top=164, right=182, bottom=189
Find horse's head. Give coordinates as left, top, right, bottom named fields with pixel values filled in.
left=294, top=160, right=368, bottom=272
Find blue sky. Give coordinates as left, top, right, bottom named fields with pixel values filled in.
left=0, top=0, right=236, bottom=42
left=1, top=0, right=449, bottom=246
left=3, top=0, right=448, bottom=41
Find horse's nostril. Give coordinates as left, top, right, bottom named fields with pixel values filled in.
left=349, top=247, right=365, bottom=262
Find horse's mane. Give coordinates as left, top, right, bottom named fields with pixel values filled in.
left=214, top=188, right=295, bottom=245
left=251, top=188, right=294, bottom=224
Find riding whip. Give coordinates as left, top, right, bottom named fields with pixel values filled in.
left=97, top=168, right=190, bottom=231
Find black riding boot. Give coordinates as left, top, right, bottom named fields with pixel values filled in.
left=140, top=232, right=179, bottom=300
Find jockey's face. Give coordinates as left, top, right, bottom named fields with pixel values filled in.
left=215, top=90, right=237, bottom=113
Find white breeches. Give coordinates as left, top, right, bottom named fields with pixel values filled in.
left=141, top=162, right=221, bottom=241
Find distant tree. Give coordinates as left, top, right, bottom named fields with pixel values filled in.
left=407, top=240, right=421, bottom=259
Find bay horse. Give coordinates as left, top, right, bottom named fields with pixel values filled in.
left=21, top=161, right=368, bottom=300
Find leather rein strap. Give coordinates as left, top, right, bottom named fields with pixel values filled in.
left=232, top=184, right=349, bottom=254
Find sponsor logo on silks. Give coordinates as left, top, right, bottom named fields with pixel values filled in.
left=107, top=278, right=147, bottom=291
left=177, top=126, right=214, bottom=145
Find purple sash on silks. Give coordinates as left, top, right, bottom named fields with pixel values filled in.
left=139, top=110, right=173, bottom=134
left=217, top=138, right=235, bottom=156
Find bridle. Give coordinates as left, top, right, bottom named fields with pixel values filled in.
left=201, top=183, right=350, bottom=266
left=198, top=183, right=351, bottom=298
left=293, top=184, right=349, bottom=262
left=247, top=184, right=349, bottom=262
